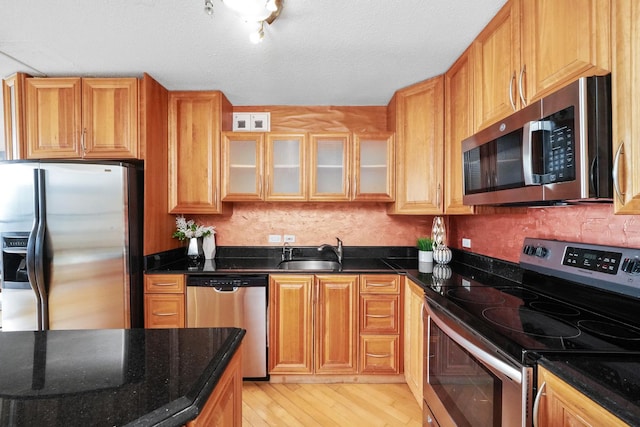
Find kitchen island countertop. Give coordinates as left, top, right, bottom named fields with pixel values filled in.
left=0, top=327, right=245, bottom=427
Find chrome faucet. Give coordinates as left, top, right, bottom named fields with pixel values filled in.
left=282, top=242, right=293, bottom=261
left=317, top=237, right=343, bottom=263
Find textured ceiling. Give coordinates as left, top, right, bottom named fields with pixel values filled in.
left=0, top=0, right=506, bottom=106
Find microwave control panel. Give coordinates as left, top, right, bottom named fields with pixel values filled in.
left=542, top=106, right=576, bottom=184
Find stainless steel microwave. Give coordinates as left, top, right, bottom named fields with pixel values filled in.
left=462, top=74, right=612, bottom=206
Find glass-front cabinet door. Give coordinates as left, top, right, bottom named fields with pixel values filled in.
left=353, top=132, right=394, bottom=201
left=221, top=132, right=264, bottom=201
left=309, top=133, right=350, bottom=201
left=265, top=133, right=307, bottom=201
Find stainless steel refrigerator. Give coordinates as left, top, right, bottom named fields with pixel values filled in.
left=0, top=161, right=143, bottom=331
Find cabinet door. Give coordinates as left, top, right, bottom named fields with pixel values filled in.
left=536, top=366, right=628, bottom=427
left=25, top=77, right=82, bottom=159
left=389, top=76, right=444, bottom=214
left=268, top=275, right=314, bottom=374
left=2, top=73, right=29, bottom=160
left=82, top=78, right=139, bottom=159
left=473, top=0, right=522, bottom=131
left=309, top=133, right=350, bottom=201
left=315, top=274, right=358, bottom=374
left=444, top=48, right=475, bottom=215
left=404, top=280, right=424, bottom=406
left=168, top=92, right=226, bottom=213
left=221, top=132, right=264, bottom=201
left=265, top=133, right=307, bottom=201
left=521, top=0, right=610, bottom=103
left=612, top=0, right=640, bottom=213
left=353, top=132, right=395, bottom=201
left=144, top=294, right=185, bottom=328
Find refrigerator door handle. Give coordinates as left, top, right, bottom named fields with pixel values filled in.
left=33, top=169, right=49, bottom=330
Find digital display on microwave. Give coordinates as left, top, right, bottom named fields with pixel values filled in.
left=540, top=106, right=576, bottom=184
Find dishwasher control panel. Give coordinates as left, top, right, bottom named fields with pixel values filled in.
left=187, top=275, right=268, bottom=287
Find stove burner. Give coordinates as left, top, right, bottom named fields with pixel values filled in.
left=482, top=307, right=581, bottom=339
left=446, top=288, right=505, bottom=305
left=528, top=301, right=581, bottom=317
left=499, top=287, right=540, bottom=301
left=577, top=320, right=640, bottom=340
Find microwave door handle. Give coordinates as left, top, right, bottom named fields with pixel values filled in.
left=523, top=120, right=536, bottom=185
left=428, top=304, right=522, bottom=384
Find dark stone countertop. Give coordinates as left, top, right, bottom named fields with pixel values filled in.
left=143, top=246, right=640, bottom=422
left=538, top=356, right=640, bottom=425
left=0, top=327, right=245, bottom=427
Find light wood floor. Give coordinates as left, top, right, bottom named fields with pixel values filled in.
left=242, top=382, right=422, bottom=426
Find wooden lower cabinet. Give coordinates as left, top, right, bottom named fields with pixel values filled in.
left=271, top=274, right=406, bottom=377
left=186, top=345, right=242, bottom=427
left=536, top=366, right=628, bottom=427
left=144, top=274, right=185, bottom=328
left=404, top=279, right=424, bottom=406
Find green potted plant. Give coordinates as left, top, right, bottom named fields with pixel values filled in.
left=416, top=237, right=434, bottom=266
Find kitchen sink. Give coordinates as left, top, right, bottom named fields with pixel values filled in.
left=276, top=259, right=342, bottom=271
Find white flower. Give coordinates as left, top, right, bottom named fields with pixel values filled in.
left=172, top=215, right=216, bottom=240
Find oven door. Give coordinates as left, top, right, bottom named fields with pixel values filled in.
left=423, top=299, right=531, bottom=427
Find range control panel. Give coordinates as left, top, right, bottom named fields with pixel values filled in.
left=520, top=237, right=640, bottom=298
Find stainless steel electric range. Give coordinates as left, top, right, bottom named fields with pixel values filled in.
left=423, top=238, right=640, bottom=426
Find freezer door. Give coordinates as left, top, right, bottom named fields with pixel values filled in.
left=41, top=163, right=131, bottom=329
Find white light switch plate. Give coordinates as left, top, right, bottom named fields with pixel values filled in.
left=268, top=234, right=282, bottom=243
left=284, top=235, right=296, bottom=243
left=462, top=238, right=471, bottom=248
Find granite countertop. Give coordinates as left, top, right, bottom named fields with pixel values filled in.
left=0, top=327, right=245, bottom=427
left=538, top=356, right=640, bottom=425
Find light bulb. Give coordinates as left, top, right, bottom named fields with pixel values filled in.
left=266, top=0, right=278, bottom=12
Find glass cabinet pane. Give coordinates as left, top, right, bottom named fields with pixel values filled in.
left=354, top=133, right=394, bottom=201
left=266, top=134, right=306, bottom=200
left=222, top=132, right=263, bottom=201
left=310, top=133, right=349, bottom=200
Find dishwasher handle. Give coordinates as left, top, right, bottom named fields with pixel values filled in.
left=214, top=286, right=240, bottom=293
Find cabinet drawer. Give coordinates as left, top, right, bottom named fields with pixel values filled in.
left=144, top=274, right=185, bottom=293
left=360, top=274, right=401, bottom=294
left=360, top=294, right=399, bottom=334
left=144, top=294, right=185, bottom=328
left=359, top=335, right=399, bottom=374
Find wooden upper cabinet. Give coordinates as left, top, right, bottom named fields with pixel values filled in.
left=24, top=77, right=139, bottom=159
left=444, top=47, right=475, bottom=215
left=473, top=0, right=611, bottom=131
left=168, top=91, right=232, bottom=214
left=221, top=132, right=265, bottom=201
left=2, top=73, right=29, bottom=160
left=309, top=133, right=350, bottom=201
left=26, top=77, right=83, bottom=158
left=265, top=133, right=307, bottom=201
left=521, top=0, right=610, bottom=103
left=353, top=132, right=395, bottom=202
left=612, top=0, right=640, bottom=213
left=81, top=78, right=139, bottom=158
left=473, top=0, right=522, bottom=131
left=387, top=76, right=445, bottom=214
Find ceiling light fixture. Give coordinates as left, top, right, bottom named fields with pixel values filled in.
left=204, top=0, right=283, bottom=42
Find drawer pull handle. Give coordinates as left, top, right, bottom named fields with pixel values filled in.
left=153, top=311, right=178, bottom=316
left=152, top=282, right=177, bottom=287
left=366, top=314, right=392, bottom=318
left=366, top=283, right=392, bottom=287
left=366, top=353, right=391, bottom=358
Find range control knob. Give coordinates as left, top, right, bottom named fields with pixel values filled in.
left=622, top=257, right=640, bottom=274
left=535, top=246, right=548, bottom=258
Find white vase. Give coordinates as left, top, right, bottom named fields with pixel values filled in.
left=203, top=234, right=216, bottom=260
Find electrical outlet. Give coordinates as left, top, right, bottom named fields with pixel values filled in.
left=462, top=238, right=471, bottom=248
left=284, top=235, right=296, bottom=243
left=268, top=234, right=282, bottom=243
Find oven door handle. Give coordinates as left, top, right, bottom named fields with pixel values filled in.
left=428, top=305, right=522, bottom=384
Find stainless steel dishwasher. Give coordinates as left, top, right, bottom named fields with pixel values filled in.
left=186, top=274, right=268, bottom=379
